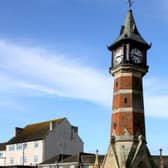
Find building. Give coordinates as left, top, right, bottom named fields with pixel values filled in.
left=38, top=151, right=104, bottom=168
left=38, top=152, right=168, bottom=168
left=153, top=156, right=168, bottom=168
left=103, top=7, right=157, bottom=168
left=0, top=143, right=6, bottom=166
left=5, top=118, right=83, bottom=166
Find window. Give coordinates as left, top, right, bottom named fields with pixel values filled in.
left=19, top=155, right=27, bottom=164
left=34, top=142, right=39, bottom=148
left=10, top=157, right=14, bottom=164
left=20, top=156, right=23, bottom=164
left=124, top=97, right=127, bottom=104
left=0, top=152, right=3, bottom=158
left=24, top=155, right=27, bottom=163
left=116, top=82, right=118, bottom=88
left=9, top=145, right=15, bottom=151
left=51, top=166, right=56, bottom=168
left=70, top=165, right=75, bottom=168
left=23, top=143, right=27, bottom=149
left=34, top=155, right=38, bottom=162
left=16, top=143, right=22, bottom=150
left=83, top=165, right=88, bottom=168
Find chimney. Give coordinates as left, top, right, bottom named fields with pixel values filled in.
left=14, top=127, right=23, bottom=136
left=72, top=126, right=78, bottom=133
left=71, top=126, right=78, bottom=140
left=50, top=121, right=54, bottom=131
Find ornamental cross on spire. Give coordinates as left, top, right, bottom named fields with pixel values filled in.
left=128, top=0, right=133, bottom=9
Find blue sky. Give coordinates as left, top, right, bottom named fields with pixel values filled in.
left=0, top=0, right=168, bottom=155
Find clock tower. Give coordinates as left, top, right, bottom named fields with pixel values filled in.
left=103, top=9, right=156, bottom=168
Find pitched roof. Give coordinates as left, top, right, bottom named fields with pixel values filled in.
left=42, top=154, right=71, bottom=164
left=0, top=166, right=36, bottom=168
left=109, top=10, right=150, bottom=50
left=7, top=118, right=66, bottom=144
left=41, top=152, right=105, bottom=165
left=0, top=143, right=6, bottom=151
left=63, top=152, right=97, bottom=163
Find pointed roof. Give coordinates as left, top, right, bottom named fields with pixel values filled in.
left=109, top=10, right=150, bottom=50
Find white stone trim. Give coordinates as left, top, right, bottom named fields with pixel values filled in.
left=110, top=65, right=148, bottom=76
left=113, top=108, right=144, bottom=114
left=113, top=89, right=141, bottom=95
left=114, top=72, right=141, bottom=79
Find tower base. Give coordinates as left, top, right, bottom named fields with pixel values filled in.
left=102, top=133, right=156, bottom=168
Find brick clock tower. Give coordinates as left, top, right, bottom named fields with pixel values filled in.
left=103, top=9, right=156, bottom=168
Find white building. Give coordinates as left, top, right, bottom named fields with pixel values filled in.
left=5, top=118, right=83, bottom=166
left=0, top=143, right=6, bottom=166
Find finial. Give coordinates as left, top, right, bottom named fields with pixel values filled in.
left=128, top=0, right=133, bottom=9
left=160, top=148, right=164, bottom=168
left=160, top=148, right=163, bottom=156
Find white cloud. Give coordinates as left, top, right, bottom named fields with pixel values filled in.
left=144, top=77, right=168, bottom=118
left=0, top=39, right=168, bottom=118
left=0, top=39, right=112, bottom=107
left=145, top=95, right=168, bottom=118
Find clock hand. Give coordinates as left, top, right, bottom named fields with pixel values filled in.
left=133, top=54, right=139, bottom=57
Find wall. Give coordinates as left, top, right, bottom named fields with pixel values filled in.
left=0, top=150, right=6, bottom=166
left=5, top=140, right=44, bottom=166
left=44, top=119, right=84, bottom=160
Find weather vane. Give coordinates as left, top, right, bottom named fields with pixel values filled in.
left=128, top=0, right=133, bottom=9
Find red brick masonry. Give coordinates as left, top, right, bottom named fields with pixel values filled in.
left=111, top=73, right=145, bottom=137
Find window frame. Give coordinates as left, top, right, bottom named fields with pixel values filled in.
left=8, top=145, right=15, bottom=151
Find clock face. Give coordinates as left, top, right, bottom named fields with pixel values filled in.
left=130, top=48, right=143, bottom=64
left=113, top=47, right=123, bottom=65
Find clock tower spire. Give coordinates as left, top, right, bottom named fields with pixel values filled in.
left=103, top=9, right=156, bottom=168
left=108, top=9, right=151, bottom=139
